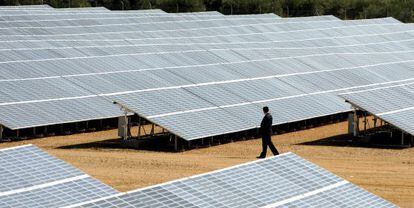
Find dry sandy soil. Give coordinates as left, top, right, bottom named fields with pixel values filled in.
left=1, top=121, right=413, bottom=207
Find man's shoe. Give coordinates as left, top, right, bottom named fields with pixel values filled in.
left=256, top=156, right=266, bottom=159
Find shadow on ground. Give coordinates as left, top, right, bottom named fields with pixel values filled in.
left=298, top=133, right=409, bottom=149
left=57, top=136, right=180, bottom=152
left=57, top=135, right=259, bottom=152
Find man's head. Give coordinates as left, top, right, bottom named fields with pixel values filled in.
left=263, top=106, right=269, bottom=114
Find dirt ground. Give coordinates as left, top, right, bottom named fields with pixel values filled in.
left=1, top=121, right=413, bottom=207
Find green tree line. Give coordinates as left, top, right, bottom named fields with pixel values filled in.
left=2, top=0, right=414, bottom=22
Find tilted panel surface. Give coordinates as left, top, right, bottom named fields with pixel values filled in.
left=71, top=153, right=396, bottom=208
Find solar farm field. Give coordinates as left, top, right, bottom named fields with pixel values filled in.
left=1, top=5, right=414, bottom=207
left=1, top=121, right=413, bottom=207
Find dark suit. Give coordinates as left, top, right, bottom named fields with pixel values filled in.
left=260, top=113, right=279, bottom=157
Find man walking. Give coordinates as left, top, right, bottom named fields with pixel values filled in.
left=257, top=106, right=279, bottom=158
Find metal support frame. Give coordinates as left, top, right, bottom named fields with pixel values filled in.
left=411, top=135, right=414, bottom=146
left=401, top=133, right=405, bottom=145
left=150, top=124, right=155, bottom=136
left=174, top=135, right=178, bottom=151
left=114, top=101, right=133, bottom=140
left=123, top=111, right=129, bottom=140
left=0, top=125, right=3, bottom=140
left=353, top=110, right=359, bottom=136
left=363, top=113, right=367, bottom=131
left=137, top=116, right=142, bottom=139
left=348, top=109, right=359, bottom=136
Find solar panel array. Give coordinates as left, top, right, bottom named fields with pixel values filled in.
left=0, top=5, right=414, bottom=141
left=0, top=144, right=118, bottom=207
left=0, top=144, right=397, bottom=207
left=339, top=82, right=414, bottom=136
left=67, top=152, right=396, bottom=208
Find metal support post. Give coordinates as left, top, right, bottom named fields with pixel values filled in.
left=114, top=101, right=134, bottom=140
left=401, top=133, right=404, bottom=145
left=411, top=135, right=414, bottom=147
left=174, top=135, right=178, bottom=151
left=0, top=125, right=3, bottom=140
left=363, top=114, right=367, bottom=131
left=348, top=110, right=359, bottom=136
left=150, top=124, right=155, bottom=136
left=137, top=117, right=142, bottom=139
left=123, top=111, right=129, bottom=140
left=353, top=110, right=359, bottom=136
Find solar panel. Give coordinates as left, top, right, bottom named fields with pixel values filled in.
left=339, top=82, right=414, bottom=136
left=0, top=17, right=398, bottom=43
left=68, top=152, right=396, bottom=208
left=111, top=51, right=414, bottom=141
left=0, top=144, right=118, bottom=207
left=0, top=96, right=124, bottom=130
left=0, top=5, right=53, bottom=10
left=0, top=6, right=413, bottom=139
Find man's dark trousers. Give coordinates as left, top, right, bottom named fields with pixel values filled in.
left=260, top=134, right=279, bottom=157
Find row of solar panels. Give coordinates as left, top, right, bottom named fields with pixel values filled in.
left=0, top=144, right=118, bottom=207
left=340, top=82, right=414, bottom=136
left=0, top=6, right=413, bottom=141
left=0, top=144, right=396, bottom=207
left=0, top=6, right=280, bottom=132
